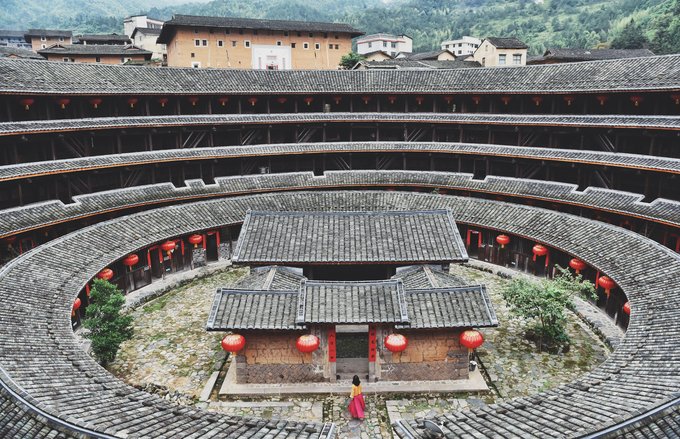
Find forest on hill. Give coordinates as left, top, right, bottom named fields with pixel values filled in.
left=2, top=0, right=680, bottom=55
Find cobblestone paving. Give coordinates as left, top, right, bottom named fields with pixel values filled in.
left=108, top=267, right=249, bottom=397
left=107, top=264, right=611, bottom=438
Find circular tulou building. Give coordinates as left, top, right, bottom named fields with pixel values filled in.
left=0, top=55, right=679, bottom=438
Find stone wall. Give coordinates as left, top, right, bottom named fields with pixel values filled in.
left=235, top=330, right=328, bottom=384
left=377, top=328, right=469, bottom=381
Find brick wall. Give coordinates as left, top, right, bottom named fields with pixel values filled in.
left=377, top=328, right=469, bottom=381
left=235, top=329, right=329, bottom=383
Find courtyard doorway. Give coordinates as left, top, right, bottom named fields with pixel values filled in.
left=335, top=325, right=369, bottom=381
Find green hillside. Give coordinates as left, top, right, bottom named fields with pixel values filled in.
left=2, top=0, right=680, bottom=54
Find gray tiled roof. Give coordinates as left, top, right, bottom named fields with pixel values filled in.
left=2, top=113, right=679, bottom=137
left=0, top=46, right=44, bottom=60
left=400, top=286, right=498, bottom=329
left=485, top=37, right=528, bottom=49
left=613, top=398, right=680, bottom=438
left=2, top=140, right=679, bottom=183
left=301, top=279, right=409, bottom=325
left=232, top=210, right=468, bottom=265
left=393, top=265, right=469, bottom=289
left=357, top=59, right=481, bottom=69
left=38, top=44, right=151, bottom=56
left=542, top=48, right=656, bottom=62
left=0, top=191, right=679, bottom=437
left=157, top=14, right=364, bottom=44
left=206, top=289, right=300, bottom=330
left=74, top=33, right=131, bottom=44
left=24, top=29, right=72, bottom=38
left=1, top=54, right=680, bottom=94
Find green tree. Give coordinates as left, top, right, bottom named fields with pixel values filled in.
left=611, top=19, right=648, bottom=49
left=84, top=279, right=133, bottom=367
left=502, top=266, right=595, bottom=352
left=339, top=52, right=365, bottom=69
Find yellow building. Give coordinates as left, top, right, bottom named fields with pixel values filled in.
left=473, top=37, right=528, bottom=67
left=24, top=29, right=73, bottom=51
left=157, top=14, right=363, bottom=70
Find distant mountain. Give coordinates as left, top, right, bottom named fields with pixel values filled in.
left=2, top=0, right=679, bottom=55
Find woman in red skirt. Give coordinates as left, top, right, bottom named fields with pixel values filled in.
left=348, top=375, right=365, bottom=420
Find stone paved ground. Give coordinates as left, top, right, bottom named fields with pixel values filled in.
left=106, top=264, right=612, bottom=438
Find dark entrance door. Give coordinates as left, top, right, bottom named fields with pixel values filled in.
left=335, top=325, right=369, bottom=381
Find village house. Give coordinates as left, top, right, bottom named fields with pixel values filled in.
left=527, top=48, right=655, bottom=65
left=156, top=14, right=363, bottom=70
left=24, top=29, right=73, bottom=51
left=440, top=36, right=481, bottom=57
left=356, top=33, right=413, bottom=58
left=0, top=30, right=31, bottom=49
left=131, top=27, right=166, bottom=61
left=473, top=37, right=528, bottom=67
left=74, top=34, right=131, bottom=45
left=123, top=14, right=164, bottom=39
left=37, top=44, right=152, bottom=64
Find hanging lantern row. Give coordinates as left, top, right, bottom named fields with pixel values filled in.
left=563, top=95, right=575, bottom=106
left=20, top=98, right=35, bottom=110
left=296, top=334, right=320, bottom=353
left=160, top=240, right=176, bottom=256
left=97, top=268, right=114, bottom=281
left=531, top=96, right=543, bottom=106
left=532, top=244, right=548, bottom=261
left=221, top=334, right=246, bottom=353
left=157, top=97, right=169, bottom=108
left=127, top=98, right=138, bottom=109
left=276, top=96, right=287, bottom=105
left=218, top=96, right=229, bottom=106
left=569, top=258, right=587, bottom=274
left=501, top=96, right=511, bottom=106
left=629, top=95, right=643, bottom=107
left=460, top=329, right=484, bottom=349
left=188, top=234, right=203, bottom=248
left=187, top=96, right=200, bottom=107
left=57, top=98, right=71, bottom=109
left=623, top=301, right=631, bottom=315
left=496, top=234, right=510, bottom=248
left=248, top=97, right=258, bottom=106
left=361, top=95, right=371, bottom=105
left=384, top=333, right=408, bottom=353
left=598, top=276, right=616, bottom=297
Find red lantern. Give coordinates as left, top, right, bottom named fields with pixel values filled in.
left=188, top=234, right=203, bottom=248
left=57, top=98, right=70, bottom=109
left=471, top=96, right=481, bottom=105
left=387, top=95, right=397, bottom=104
left=496, top=234, right=510, bottom=248
left=276, top=97, right=287, bottom=105
left=97, top=268, right=114, bottom=281
left=73, top=297, right=81, bottom=311
left=19, top=98, right=34, bottom=110
left=598, top=276, right=616, bottom=297
left=123, top=254, right=139, bottom=269
left=332, top=96, right=342, bottom=105
left=444, top=95, right=454, bottom=105
left=500, top=96, right=511, bottom=106
left=218, top=96, right=229, bottom=106
left=596, top=95, right=608, bottom=106
left=569, top=258, right=587, bottom=274
left=187, top=96, right=199, bottom=107
left=361, top=95, right=371, bottom=105
left=623, top=301, right=631, bottom=315
left=630, top=95, right=643, bottom=107
left=531, top=96, right=543, bottom=106
left=563, top=95, right=575, bottom=106
left=127, top=98, right=138, bottom=109
left=221, top=334, right=245, bottom=353
left=384, top=334, right=408, bottom=353
left=532, top=244, right=548, bottom=261
left=248, top=97, right=258, bottom=106
left=161, top=240, right=175, bottom=256
left=157, top=97, right=169, bottom=108
left=415, top=96, right=424, bottom=106
left=460, top=330, right=484, bottom=349
left=89, top=98, right=102, bottom=109
left=296, top=334, right=320, bottom=353
left=671, top=94, right=680, bottom=105
left=303, top=96, right=314, bottom=106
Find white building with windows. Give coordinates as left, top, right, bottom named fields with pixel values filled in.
left=356, top=33, right=412, bottom=58
left=440, top=36, right=481, bottom=57
left=123, top=15, right=164, bottom=39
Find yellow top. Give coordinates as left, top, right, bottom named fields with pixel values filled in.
left=350, top=384, right=362, bottom=398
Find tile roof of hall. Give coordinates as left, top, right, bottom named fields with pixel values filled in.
left=231, top=210, right=468, bottom=265
left=157, top=14, right=363, bottom=43
left=0, top=54, right=679, bottom=94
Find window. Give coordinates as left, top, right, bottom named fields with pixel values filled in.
left=329, top=44, right=333, bottom=49
left=297, top=32, right=301, bottom=37
left=191, top=52, right=195, bottom=58
left=41, top=44, right=46, bottom=49
left=232, top=41, right=237, bottom=47
left=41, top=36, right=46, bottom=41
left=383, top=41, right=387, bottom=47
left=194, top=39, right=200, bottom=47
left=308, top=32, right=313, bottom=37
left=239, top=29, right=244, bottom=35
left=498, top=54, right=506, bottom=65
left=244, top=40, right=251, bottom=48
left=194, top=29, right=199, bottom=34
left=209, top=28, right=214, bottom=34
left=303, top=42, right=309, bottom=49
left=95, top=56, right=101, bottom=62
left=253, top=30, right=258, bottom=35
left=368, top=42, right=372, bottom=48
left=291, top=42, right=296, bottom=48
left=323, top=32, right=328, bottom=38
left=335, top=44, right=339, bottom=49
left=191, top=62, right=201, bottom=68
left=284, top=31, right=289, bottom=37
left=458, top=50, right=462, bottom=55
left=315, top=43, right=320, bottom=50
left=63, top=57, right=69, bottom=62
left=513, top=54, right=522, bottom=65
left=225, top=29, right=230, bottom=34
left=391, top=42, right=396, bottom=48
left=202, top=40, right=207, bottom=46
left=276, top=41, right=282, bottom=46
left=59, top=37, right=64, bottom=42
left=334, top=34, right=339, bottom=39
left=218, top=40, right=224, bottom=47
